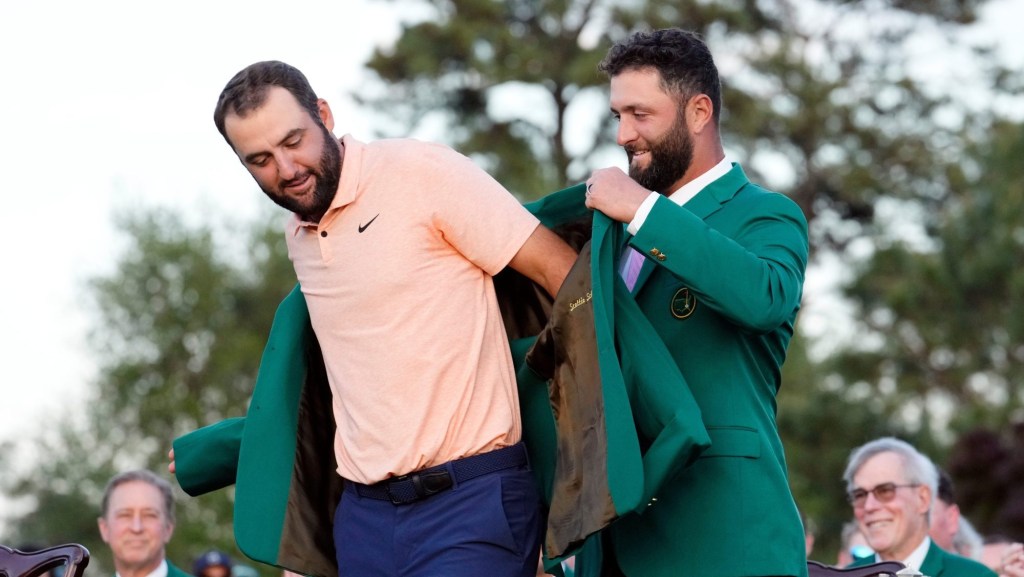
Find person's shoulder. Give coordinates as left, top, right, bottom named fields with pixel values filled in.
left=166, top=561, right=193, bottom=577
left=731, top=180, right=807, bottom=227
left=366, top=137, right=460, bottom=162
left=736, top=178, right=797, bottom=205
left=936, top=547, right=998, bottom=577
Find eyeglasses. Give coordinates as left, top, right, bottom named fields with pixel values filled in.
left=846, top=482, right=919, bottom=508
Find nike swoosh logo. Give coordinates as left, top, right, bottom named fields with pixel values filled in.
left=358, top=214, right=380, bottom=233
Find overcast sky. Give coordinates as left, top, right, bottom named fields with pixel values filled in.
left=1, top=0, right=1022, bottom=502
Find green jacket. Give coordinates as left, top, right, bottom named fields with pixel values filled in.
left=849, top=540, right=997, bottom=577
left=585, top=163, right=809, bottom=577
left=174, top=169, right=806, bottom=577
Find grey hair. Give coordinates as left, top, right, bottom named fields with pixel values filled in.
left=843, top=437, right=938, bottom=508
left=954, top=516, right=985, bottom=560
left=100, top=469, right=176, bottom=524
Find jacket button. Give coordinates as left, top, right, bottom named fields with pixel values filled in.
left=649, top=248, right=661, bottom=256
left=657, top=254, right=666, bottom=261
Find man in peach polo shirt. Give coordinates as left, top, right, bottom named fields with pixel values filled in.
left=209, top=61, right=576, bottom=577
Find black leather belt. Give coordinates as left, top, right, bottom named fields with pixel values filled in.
left=348, top=443, right=528, bottom=505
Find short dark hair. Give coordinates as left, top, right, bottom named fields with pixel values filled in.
left=937, top=467, right=956, bottom=505
left=213, top=60, right=321, bottom=144
left=599, top=28, right=722, bottom=124
left=100, top=470, right=176, bottom=524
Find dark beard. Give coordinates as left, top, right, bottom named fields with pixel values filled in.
left=627, top=117, right=693, bottom=194
left=264, top=123, right=341, bottom=222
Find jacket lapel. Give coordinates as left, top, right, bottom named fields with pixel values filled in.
left=630, top=163, right=750, bottom=295
left=920, top=541, right=944, bottom=577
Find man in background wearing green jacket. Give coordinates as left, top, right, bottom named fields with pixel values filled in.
left=98, top=470, right=191, bottom=577
left=844, top=437, right=996, bottom=577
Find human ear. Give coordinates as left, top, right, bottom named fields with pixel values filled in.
left=318, top=99, right=335, bottom=132
left=687, top=94, right=714, bottom=134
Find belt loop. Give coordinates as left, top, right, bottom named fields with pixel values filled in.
left=444, top=460, right=458, bottom=490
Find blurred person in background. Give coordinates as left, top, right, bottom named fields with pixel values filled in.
left=842, top=437, right=995, bottom=577
left=192, top=550, right=231, bottom=577
left=98, top=470, right=190, bottom=577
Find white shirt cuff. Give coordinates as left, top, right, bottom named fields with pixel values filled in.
left=626, top=191, right=660, bottom=235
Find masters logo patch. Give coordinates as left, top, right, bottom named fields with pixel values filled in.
left=670, top=287, right=697, bottom=319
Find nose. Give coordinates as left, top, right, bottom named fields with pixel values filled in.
left=130, top=513, right=144, bottom=532
left=617, top=117, right=638, bottom=147
left=276, top=152, right=299, bottom=180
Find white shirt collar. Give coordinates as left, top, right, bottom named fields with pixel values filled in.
left=874, top=536, right=930, bottom=572
left=116, top=559, right=168, bottom=577
left=902, top=536, right=932, bottom=572
left=666, top=157, right=732, bottom=207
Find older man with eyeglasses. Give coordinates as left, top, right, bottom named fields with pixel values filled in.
left=842, top=437, right=995, bottom=577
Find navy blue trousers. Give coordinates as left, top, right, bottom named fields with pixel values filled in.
left=333, top=465, right=544, bottom=577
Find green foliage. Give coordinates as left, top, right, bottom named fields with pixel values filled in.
left=832, top=120, right=1024, bottom=438
left=779, top=329, right=939, bottom=560
left=360, top=0, right=613, bottom=197
left=0, top=206, right=295, bottom=576
left=812, top=119, right=1024, bottom=559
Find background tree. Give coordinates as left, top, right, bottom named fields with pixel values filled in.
left=832, top=119, right=1024, bottom=435
left=948, top=424, right=1024, bottom=541
left=0, top=207, right=295, bottom=576
left=829, top=119, right=1024, bottom=545
left=361, top=0, right=1005, bottom=255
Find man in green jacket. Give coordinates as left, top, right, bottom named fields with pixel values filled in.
left=98, top=470, right=191, bottom=577
left=844, top=437, right=996, bottom=577
left=581, top=28, right=808, bottom=577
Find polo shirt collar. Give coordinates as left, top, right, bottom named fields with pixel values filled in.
left=289, top=134, right=361, bottom=236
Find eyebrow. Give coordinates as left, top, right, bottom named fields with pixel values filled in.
left=113, top=506, right=162, bottom=514
left=243, top=128, right=305, bottom=164
left=611, top=103, right=650, bottom=115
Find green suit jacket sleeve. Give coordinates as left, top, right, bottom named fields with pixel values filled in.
left=629, top=167, right=807, bottom=333
left=173, top=417, right=245, bottom=496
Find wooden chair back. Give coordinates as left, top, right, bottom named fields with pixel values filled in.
left=0, top=544, right=90, bottom=577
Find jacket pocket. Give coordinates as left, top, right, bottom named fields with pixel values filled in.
left=700, top=426, right=760, bottom=459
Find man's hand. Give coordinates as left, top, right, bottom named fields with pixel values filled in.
left=585, top=167, right=651, bottom=224
left=1001, top=543, right=1024, bottom=577
left=168, top=448, right=176, bottom=475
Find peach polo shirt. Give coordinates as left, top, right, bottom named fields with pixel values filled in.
left=285, top=135, right=540, bottom=485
